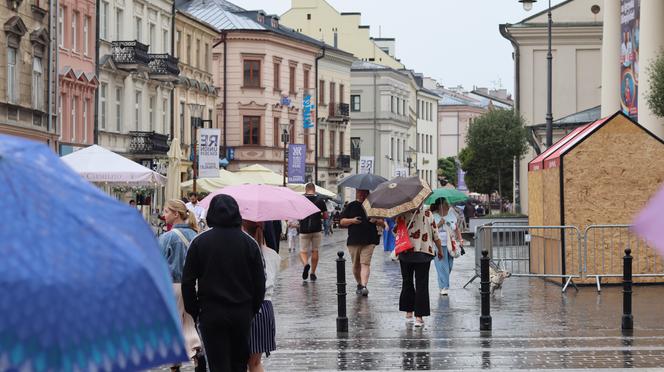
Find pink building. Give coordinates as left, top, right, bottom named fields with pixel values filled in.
left=58, top=0, right=97, bottom=155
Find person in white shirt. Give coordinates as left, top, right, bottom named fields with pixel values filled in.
left=185, top=192, right=205, bottom=225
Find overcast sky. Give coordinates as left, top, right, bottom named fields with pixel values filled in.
left=232, top=0, right=567, bottom=94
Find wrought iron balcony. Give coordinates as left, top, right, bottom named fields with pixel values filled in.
left=149, top=54, right=180, bottom=81
left=328, top=103, right=350, bottom=121
left=128, top=131, right=170, bottom=155
left=336, top=154, right=351, bottom=171
left=111, top=41, right=150, bottom=69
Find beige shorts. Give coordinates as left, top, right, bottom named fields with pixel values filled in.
left=299, top=232, right=323, bottom=253
left=347, top=244, right=376, bottom=265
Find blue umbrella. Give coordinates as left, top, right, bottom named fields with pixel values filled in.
left=0, top=135, right=187, bottom=371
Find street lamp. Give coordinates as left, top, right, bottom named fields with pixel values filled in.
left=280, top=122, right=290, bottom=187
left=520, top=0, right=553, bottom=147
left=405, top=147, right=417, bottom=177
left=189, top=103, right=205, bottom=193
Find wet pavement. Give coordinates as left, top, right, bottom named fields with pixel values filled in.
left=151, top=230, right=664, bottom=371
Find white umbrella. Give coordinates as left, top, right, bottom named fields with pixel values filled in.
left=61, top=145, right=166, bottom=186
left=236, top=164, right=283, bottom=185
left=180, top=169, right=244, bottom=193
left=165, top=139, right=181, bottom=200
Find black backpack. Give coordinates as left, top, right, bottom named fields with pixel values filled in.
left=299, top=195, right=323, bottom=234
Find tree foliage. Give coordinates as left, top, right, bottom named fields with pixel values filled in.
left=437, top=156, right=458, bottom=186
left=458, top=109, right=528, bottom=200
left=646, top=52, right=664, bottom=118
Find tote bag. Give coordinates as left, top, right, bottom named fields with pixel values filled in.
left=444, top=223, right=461, bottom=258
left=394, top=213, right=416, bottom=255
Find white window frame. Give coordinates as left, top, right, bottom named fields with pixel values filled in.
left=58, top=6, right=65, bottom=47
left=100, top=83, right=107, bottom=129
left=83, top=16, right=89, bottom=56
left=83, top=98, right=89, bottom=142
left=71, top=96, right=77, bottom=141
left=115, top=87, right=122, bottom=132
left=162, top=98, right=168, bottom=134
left=100, top=1, right=108, bottom=40
left=32, top=57, right=43, bottom=110
left=7, top=47, right=17, bottom=104
left=148, top=95, right=155, bottom=131
left=149, top=22, right=155, bottom=50
left=163, top=29, right=169, bottom=54
left=71, top=11, right=78, bottom=52
left=135, top=16, right=142, bottom=43
left=115, top=8, right=123, bottom=40
left=134, top=90, right=142, bottom=131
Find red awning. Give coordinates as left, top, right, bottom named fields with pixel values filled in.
left=543, top=117, right=610, bottom=169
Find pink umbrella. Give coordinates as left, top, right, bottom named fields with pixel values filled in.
left=633, top=184, right=664, bottom=257
left=199, top=184, right=322, bottom=222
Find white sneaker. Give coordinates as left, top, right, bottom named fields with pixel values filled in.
left=440, top=288, right=449, bottom=296
left=405, top=316, right=415, bottom=324
left=414, top=319, right=425, bottom=328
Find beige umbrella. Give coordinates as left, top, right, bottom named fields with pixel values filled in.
left=180, top=169, right=243, bottom=193
left=287, top=183, right=336, bottom=197
left=165, top=139, right=182, bottom=200
left=236, top=164, right=283, bottom=185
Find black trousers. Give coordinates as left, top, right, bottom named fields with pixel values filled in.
left=399, top=260, right=431, bottom=317
left=198, top=304, right=254, bottom=372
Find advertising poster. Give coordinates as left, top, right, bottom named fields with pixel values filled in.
left=303, top=94, right=314, bottom=129
left=359, top=156, right=374, bottom=174
left=288, top=144, right=306, bottom=183
left=394, top=168, right=408, bottom=178
left=620, top=0, right=640, bottom=120
left=198, top=128, right=221, bottom=178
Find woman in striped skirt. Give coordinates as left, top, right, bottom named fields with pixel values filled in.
left=243, top=220, right=280, bottom=372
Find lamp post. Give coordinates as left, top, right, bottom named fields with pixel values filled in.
left=189, top=103, right=205, bottom=194
left=281, top=124, right=290, bottom=187
left=406, top=147, right=417, bottom=177
left=520, top=0, right=553, bottom=147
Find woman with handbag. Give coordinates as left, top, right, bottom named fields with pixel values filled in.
left=158, top=199, right=205, bottom=372
left=394, top=207, right=442, bottom=328
left=431, top=198, right=464, bottom=296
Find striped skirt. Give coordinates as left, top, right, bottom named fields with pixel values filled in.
left=250, top=300, right=276, bottom=357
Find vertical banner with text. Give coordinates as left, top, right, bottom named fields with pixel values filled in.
left=198, top=128, right=221, bottom=178
left=288, top=143, right=306, bottom=183
left=303, top=94, right=315, bottom=129
left=620, top=0, right=640, bottom=120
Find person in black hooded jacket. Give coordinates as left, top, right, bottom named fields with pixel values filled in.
left=182, top=194, right=266, bottom=372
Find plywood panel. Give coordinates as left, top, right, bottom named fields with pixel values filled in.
left=542, top=168, right=561, bottom=227
left=528, top=170, right=544, bottom=226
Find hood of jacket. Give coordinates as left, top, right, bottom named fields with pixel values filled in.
left=206, top=194, right=242, bottom=228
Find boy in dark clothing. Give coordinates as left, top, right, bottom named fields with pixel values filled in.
left=182, top=194, right=266, bottom=372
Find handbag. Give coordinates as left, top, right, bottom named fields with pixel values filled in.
left=444, top=224, right=461, bottom=258
left=394, top=213, right=416, bottom=255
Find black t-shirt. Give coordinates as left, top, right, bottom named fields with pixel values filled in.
left=341, top=201, right=379, bottom=246
left=299, top=194, right=327, bottom=233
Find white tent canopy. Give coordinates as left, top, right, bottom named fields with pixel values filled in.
left=61, top=145, right=166, bottom=186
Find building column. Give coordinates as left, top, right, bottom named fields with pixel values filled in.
left=639, top=0, right=664, bottom=138
left=601, top=0, right=621, bottom=116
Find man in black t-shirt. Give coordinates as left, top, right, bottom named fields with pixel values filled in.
left=298, top=183, right=328, bottom=281
left=340, top=189, right=383, bottom=296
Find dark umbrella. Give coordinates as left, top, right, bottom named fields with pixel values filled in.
left=362, top=176, right=432, bottom=218
left=337, top=173, right=387, bottom=191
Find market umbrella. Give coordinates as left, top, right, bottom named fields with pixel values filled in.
left=236, top=164, right=283, bottom=185
left=198, top=184, right=321, bottom=222
left=0, top=135, right=187, bottom=371
left=287, top=183, right=336, bottom=197
left=165, top=138, right=182, bottom=200
left=180, top=169, right=243, bottom=193
left=425, top=188, right=469, bottom=205
left=337, top=173, right=388, bottom=191
left=362, top=176, right=432, bottom=218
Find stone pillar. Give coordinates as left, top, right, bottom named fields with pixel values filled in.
left=638, top=0, right=664, bottom=138
left=601, top=0, right=622, bottom=116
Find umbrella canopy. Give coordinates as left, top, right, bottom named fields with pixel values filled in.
left=425, top=188, right=469, bottom=205
left=287, top=183, right=336, bottom=197
left=165, top=138, right=182, bottom=200
left=362, top=176, right=432, bottom=218
left=236, top=164, right=283, bottom=185
left=180, top=169, right=244, bottom=193
left=199, top=184, right=321, bottom=222
left=337, top=173, right=388, bottom=191
left=61, top=144, right=167, bottom=186
left=0, top=135, right=187, bottom=371
left=633, top=184, right=664, bottom=257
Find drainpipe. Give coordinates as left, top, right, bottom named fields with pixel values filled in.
left=93, top=0, right=99, bottom=144
left=373, top=70, right=377, bottom=175
left=170, top=5, right=176, bottom=138
left=314, top=45, right=325, bottom=184
left=212, top=32, right=227, bottom=156
left=48, top=0, right=56, bottom=143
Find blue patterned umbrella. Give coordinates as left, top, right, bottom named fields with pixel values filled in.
left=0, top=135, right=187, bottom=371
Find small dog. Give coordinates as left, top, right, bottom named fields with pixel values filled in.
left=489, top=261, right=512, bottom=296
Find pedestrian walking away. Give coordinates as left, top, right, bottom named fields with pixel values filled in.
left=431, top=198, right=464, bottom=296
left=298, top=183, right=328, bottom=282
left=182, top=194, right=266, bottom=372
left=287, top=219, right=299, bottom=252
left=242, top=220, right=280, bottom=372
left=157, top=199, right=205, bottom=372
left=394, top=207, right=442, bottom=328
left=340, top=189, right=382, bottom=296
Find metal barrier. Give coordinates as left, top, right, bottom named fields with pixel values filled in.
left=583, top=224, right=664, bottom=292
left=464, top=225, right=583, bottom=293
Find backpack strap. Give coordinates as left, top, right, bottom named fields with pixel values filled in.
left=171, top=228, right=191, bottom=247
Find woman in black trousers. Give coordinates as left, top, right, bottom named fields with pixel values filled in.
left=395, top=208, right=442, bottom=328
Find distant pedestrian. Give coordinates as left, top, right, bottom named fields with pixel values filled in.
left=340, top=189, right=382, bottom=296
left=242, top=220, right=280, bottom=372
left=463, top=200, right=475, bottom=227
left=432, top=198, right=464, bottom=296
left=182, top=195, right=266, bottom=372
left=129, top=199, right=137, bottom=208
left=395, top=207, right=442, bottom=328
left=287, top=219, right=299, bottom=252
left=186, top=192, right=205, bottom=227
left=158, top=200, right=205, bottom=372
left=298, top=183, right=328, bottom=281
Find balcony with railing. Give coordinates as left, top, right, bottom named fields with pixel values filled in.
left=149, top=54, right=180, bottom=81
left=328, top=102, right=350, bottom=122
left=336, top=154, right=351, bottom=171
left=128, top=131, right=170, bottom=155
left=111, top=41, right=150, bottom=70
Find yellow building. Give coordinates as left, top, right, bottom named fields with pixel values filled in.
left=281, top=0, right=404, bottom=69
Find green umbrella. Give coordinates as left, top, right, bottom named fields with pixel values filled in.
left=425, top=188, right=469, bottom=205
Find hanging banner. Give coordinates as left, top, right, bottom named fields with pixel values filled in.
left=198, top=128, right=221, bottom=178
left=457, top=167, right=468, bottom=191
left=620, top=0, right=640, bottom=120
left=394, top=168, right=408, bottom=178
left=359, top=156, right=374, bottom=174
left=288, top=143, right=306, bottom=183
left=303, top=94, right=315, bottom=129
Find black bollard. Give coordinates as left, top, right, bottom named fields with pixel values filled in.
left=336, top=251, right=348, bottom=333
left=480, top=249, right=492, bottom=331
left=622, top=247, right=633, bottom=331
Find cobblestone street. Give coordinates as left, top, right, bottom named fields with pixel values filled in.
left=152, top=230, right=664, bottom=371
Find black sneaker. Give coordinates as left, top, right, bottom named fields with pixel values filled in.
left=356, top=285, right=364, bottom=295
left=194, top=350, right=206, bottom=372
left=310, top=273, right=317, bottom=281
left=361, top=286, right=369, bottom=296
left=302, top=264, right=310, bottom=280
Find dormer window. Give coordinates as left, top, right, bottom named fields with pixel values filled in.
left=271, top=19, right=278, bottom=28
left=257, top=14, right=264, bottom=23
